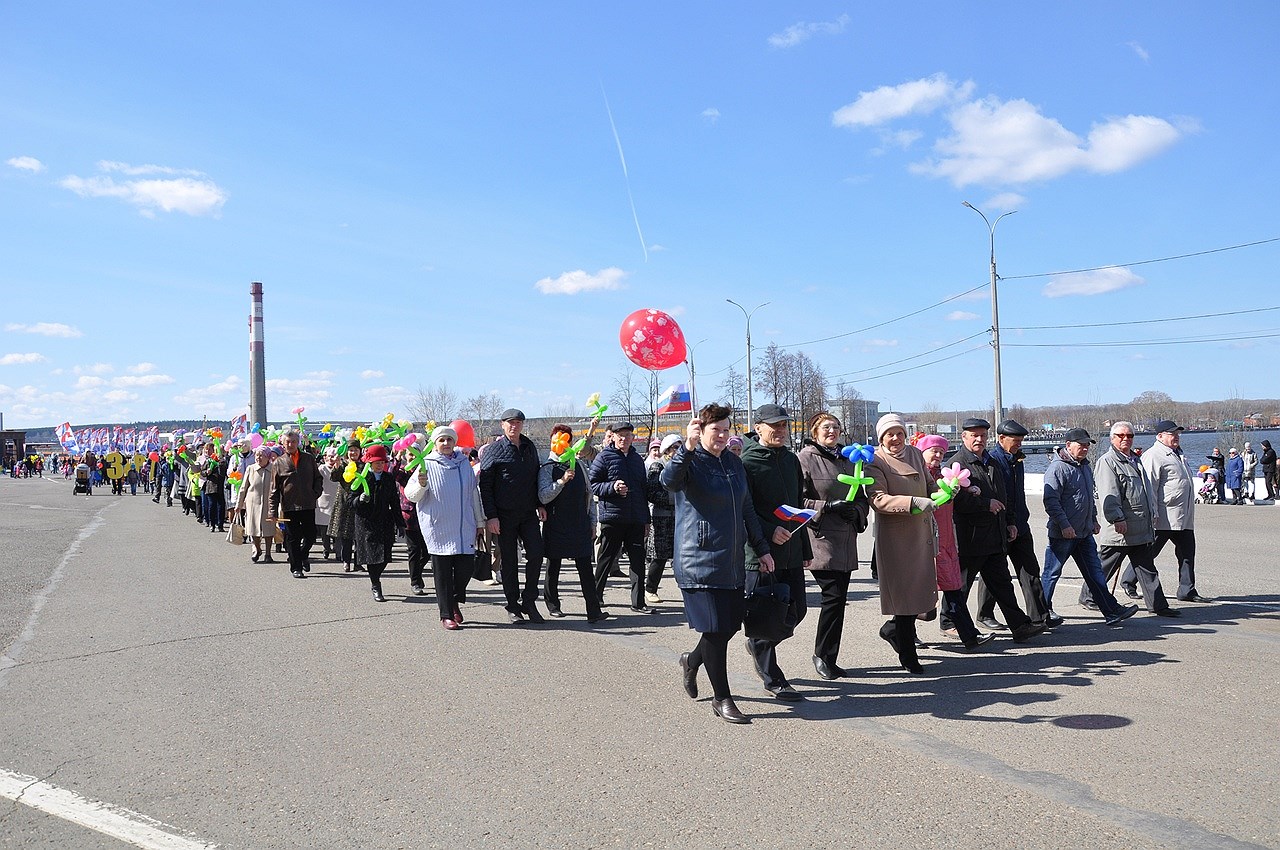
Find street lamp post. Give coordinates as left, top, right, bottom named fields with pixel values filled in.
left=726, top=299, right=769, bottom=430
left=686, top=337, right=709, bottom=413
left=962, top=201, right=1017, bottom=426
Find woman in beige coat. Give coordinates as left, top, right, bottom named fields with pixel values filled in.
left=866, top=414, right=939, bottom=674
left=235, top=446, right=277, bottom=563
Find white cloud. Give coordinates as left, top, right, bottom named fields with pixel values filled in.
left=874, top=129, right=923, bottom=152
left=667, top=306, right=686, bottom=317
left=267, top=377, right=333, bottom=393
left=174, top=375, right=242, bottom=407
left=110, top=374, right=175, bottom=388
left=1127, top=41, right=1150, bottom=62
left=701, top=107, right=721, bottom=123
left=833, top=73, right=975, bottom=128
left=5, top=322, right=83, bottom=338
left=984, top=192, right=1026, bottom=211
left=861, top=339, right=899, bottom=352
left=101, top=389, right=138, bottom=404
left=73, top=362, right=114, bottom=375
left=74, top=375, right=105, bottom=389
left=6, top=156, right=45, bottom=173
left=945, top=311, right=980, bottom=321
left=1042, top=267, right=1145, bottom=298
left=768, top=14, right=850, bottom=49
left=1, top=352, right=45, bottom=365
left=910, top=97, right=1182, bottom=187
left=127, top=362, right=157, bottom=374
left=360, top=369, right=385, bottom=379
left=534, top=267, right=627, bottom=295
left=305, top=370, right=336, bottom=380
left=59, top=161, right=227, bottom=217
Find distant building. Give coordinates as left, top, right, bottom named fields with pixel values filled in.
left=831, top=397, right=880, bottom=442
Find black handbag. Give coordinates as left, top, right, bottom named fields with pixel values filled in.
left=743, top=572, right=793, bottom=641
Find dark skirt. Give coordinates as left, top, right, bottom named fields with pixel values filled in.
left=681, top=587, right=745, bottom=634
left=650, top=513, right=675, bottom=561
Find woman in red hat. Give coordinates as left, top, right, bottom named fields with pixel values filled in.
left=352, top=443, right=405, bottom=602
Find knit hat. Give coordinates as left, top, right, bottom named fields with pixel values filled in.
left=875, top=414, right=906, bottom=443
left=914, top=434, right=949, bottom=453
left=432, top=425, right=458, bottom=443
left=660, top=434, right=682, bottom=453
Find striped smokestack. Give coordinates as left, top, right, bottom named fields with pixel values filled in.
left=249, top=281, right=267, bottom=427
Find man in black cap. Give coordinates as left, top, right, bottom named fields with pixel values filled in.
left=1041, top=428, right=1139, bottom=625
left=589, top=421, right=652, bottom=612
left=478, top=409, right=547, bottom=623
left=948, top=418, right=1044, bottom=643
left=740, top=403, right=812, bottom=701
left=980, top=419, right=1055, bottom=628
left=1081, top=421, right=1179, bottom=617
left=1140, top=420, right=1211, bottom=603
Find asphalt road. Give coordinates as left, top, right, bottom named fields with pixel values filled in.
left=1, top=473, right=1277, bottom=849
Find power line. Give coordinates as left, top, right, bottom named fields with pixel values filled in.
left=1001, top=236, right=1280, bottom=281
left=778, top=284, right=988, bottom=348
left=1006, top=305, right=1280, bottom=331
left=1005, top=329, right=1280, bottom=348
left=826, top=331, right=989, bottom=380
left=851, top=345, right=988, bottom=383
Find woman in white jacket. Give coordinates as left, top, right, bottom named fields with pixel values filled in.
left=404, top=426, right=486, bottom=631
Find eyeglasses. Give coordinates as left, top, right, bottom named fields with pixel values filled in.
left=1113, top=433, right=1134, bottom=439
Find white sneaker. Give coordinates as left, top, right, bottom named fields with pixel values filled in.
left=645, top=591, right=662, bottom=605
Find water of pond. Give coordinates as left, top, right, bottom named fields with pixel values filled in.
left=1020, top=428, right=1279, bottom=473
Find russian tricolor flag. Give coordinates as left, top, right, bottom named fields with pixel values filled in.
left=656, top=383, right=692, bottom=416
left=773, top=504, right=818, bottom=525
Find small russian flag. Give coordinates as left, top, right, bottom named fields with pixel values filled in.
left=656, top=383, right=692, bottom=416
left=773, top=504, right=818, bottom=525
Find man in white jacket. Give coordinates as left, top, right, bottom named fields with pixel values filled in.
left=1242, top=441, right=1259, bottom=503
left=1140, top=420, right=1211, bottom=604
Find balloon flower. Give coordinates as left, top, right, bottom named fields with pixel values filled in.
left=344, top=461, right=373, bottom=499
left=292, top=407, right=307, bottom=431
left=551, top=431, right=587, bottom=470
left=228, top=470, right=243, bottom=492
left=396, top=433, right=430, bottom=474
left=837, top=443, right=876, bottom=501
left=912, top=462, right=972, bottom=514
left=586, top=392, right=609, bottom=420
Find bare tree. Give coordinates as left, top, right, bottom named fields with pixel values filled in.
left=718, top=365, right=747, bottom=426
left=610, top=366, right=645, bottom=421
left=409, top=382, right=458, bottom=426
left=1128, top=390, right=1175, bottom=431
left=754, top=342, right=791, bottom=410
left=790, top=350, right=826, bottom=432
left=542, top=399, right=578, bottom=419
left=462, top=391, right=504, bottom=437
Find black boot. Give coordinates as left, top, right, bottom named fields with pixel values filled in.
left=372, top=581, right=386, bottom=602
left=893, top=614, right=923, bottom=674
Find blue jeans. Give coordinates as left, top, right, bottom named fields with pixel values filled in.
left=1041, top=534, right=1122, bottom=617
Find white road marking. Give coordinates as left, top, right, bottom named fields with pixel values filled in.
left=0, top=768, right=218, bottom=849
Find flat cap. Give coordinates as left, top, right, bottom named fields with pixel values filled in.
left=755, top=403, right=790, bottom=424
left=996, top=419, right=1028, bottom=437
left=499, top=408, right=526, bottom=422
left=607, top=421, right=635, bottom=433
left=961, top=417, right=991, bottom=431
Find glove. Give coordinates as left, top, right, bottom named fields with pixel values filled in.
left=824, top=500, right=857, bottom=521
left=911, top=496, right=938, bottom=514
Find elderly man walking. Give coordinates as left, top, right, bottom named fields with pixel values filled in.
left=1140, top=420, right=1212, bottom=604
left=478, top=409, right=548, bottom=624
left=1080, top=421, right=1179, bottom=617
left=1041, top=428, right=1139, bottom=625
left=269, top=429, right=325, bottom=579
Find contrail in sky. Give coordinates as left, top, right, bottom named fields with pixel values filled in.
left=601, top=84, right=648, bottom=262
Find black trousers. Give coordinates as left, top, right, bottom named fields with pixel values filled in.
left=811, top=569, right=850, bottom=664
left=404, top=522, right=429, bottom=588
left=594, top=522, right=647, bottom=608
left=645, top=558, right=667, bottom=595
left=688, top=630, right=735, bottom=701
left=1147, top=530, right=1197, bottom=600
left=1263, top=465, right=1277, bottom=500
left=282, top=510, right=317, bottom=572
left=431, top=554, right=473, bottom=619
left=744, top=568, right=808, bottom=687
left=976, top=528, right=1047, bottom=623
left=1081, top=542, right=1171, bottom=612
left=496, top=512, right=544, bottom=612
left=960, top=552, right=1031, bottom=630
left=545, top=557, right=604, bottom=618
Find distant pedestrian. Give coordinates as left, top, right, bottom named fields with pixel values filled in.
left=1261, top=440, right=1277, bottom=501
left=1225, top=448, right=1244, bottom=505
left=1241, top=442, right=1258, bottom=502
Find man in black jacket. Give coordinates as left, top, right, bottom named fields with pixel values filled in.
left=977, top=419, right=1055, bottom=629
left=740, top=404, right=812, bottom=701
left=478, top=409, right=547, bottom=623
left=589, top=422, right=652, bottom=612
left=949, top=418, right=1043, bottom=643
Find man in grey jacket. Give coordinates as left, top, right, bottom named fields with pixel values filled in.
left=1041, top=428, right=1138, bottom=625
left=1080, top=421, right=1179, bottom=616
left=1141, top=420, right=1211, bottom=603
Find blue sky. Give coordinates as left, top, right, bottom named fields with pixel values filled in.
left=3, top=3, right=1278, bottom=429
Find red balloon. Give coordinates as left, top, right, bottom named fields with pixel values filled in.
left=450, top=419, right=476, bottom=449
left=148, top=451, right=160, bottom=462
left=619, top=308, right=687, bottom=371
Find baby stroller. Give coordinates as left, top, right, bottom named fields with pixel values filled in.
left=73, top=463, right=92, bottom=495
left=1196, top=468, right=1219, bottom=504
